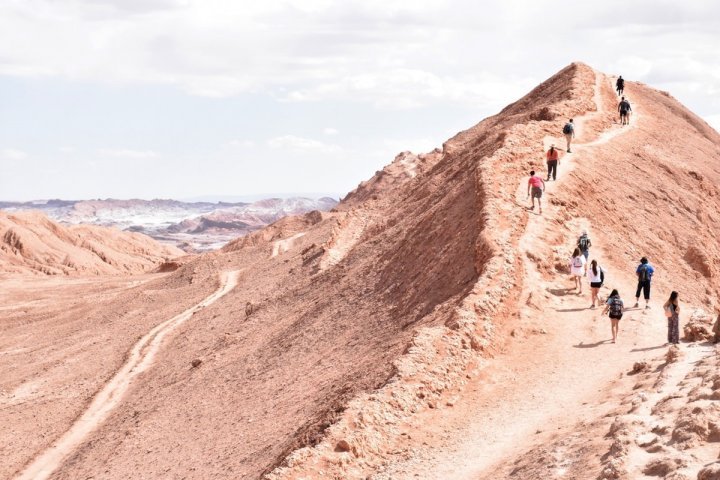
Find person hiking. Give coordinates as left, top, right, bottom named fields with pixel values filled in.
left=546, top=144, right=561, bottom=181
left=526, top=170, right=545, bottom=214
left=663, top=291, right=680, bottom=345
left=577, top=230, right=592, bottom=260
left=569, top=247, right=587, bottom=293
left=563, top=119, right=575, bottom=153
left=602, top=289, right=624, bottom=343
left=587, top=259, right=604, bottom=308
left=618, top=96, right=632, bottom=126
left=713, top=307, right=720, bottom=344
left=634, top=256, right=655, bottom=309
left=616, top=76, right=624, bottom=96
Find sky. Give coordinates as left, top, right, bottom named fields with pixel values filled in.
left=1, top=0, right=719, bottom=201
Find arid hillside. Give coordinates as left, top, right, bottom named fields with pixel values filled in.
left=0, top=210, right=183, bottom=276
left=5, top=63, right=720, bottom=480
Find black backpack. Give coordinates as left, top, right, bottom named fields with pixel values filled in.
left=608, top=297, right=623, bottom=316
left=578, top=235, right=590, bottom=251
left=620, top=100, right=630, bottom=112
left=563, top=123, right=573, bottom=134
left=638, top=265, right=648, bottom=282
left=600, top=268, right=605, bottom=285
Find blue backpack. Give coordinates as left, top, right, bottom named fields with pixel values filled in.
left=563, top=123, right=574, bottom=134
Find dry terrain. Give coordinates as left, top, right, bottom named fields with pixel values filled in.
left=3, top=63, right=720, bottom=480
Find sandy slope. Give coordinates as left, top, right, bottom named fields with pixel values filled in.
left=0, top=210, right=183, bottom=275
left=14, top=270, right=239, bottom=480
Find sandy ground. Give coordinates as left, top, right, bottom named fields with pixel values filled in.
left=4, top=63, right=720, bottom=480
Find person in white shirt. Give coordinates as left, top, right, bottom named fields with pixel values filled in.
left=586, top=259, right=604, bottom=308
left=569, top=247, right=587, bottom=293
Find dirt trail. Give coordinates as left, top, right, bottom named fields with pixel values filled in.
left=378, top=72, right=703, bottom=480
left=13, top=270, right=240, bottom=480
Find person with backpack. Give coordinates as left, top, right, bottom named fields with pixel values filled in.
left=577, top=230, right=592, bottom=260
left=618, top=97, right=632, bottom=126
left=526, top=170, right=545, bottom=214
left=587, top=259, right=604, bottom=308
left=602, top=289, right=624, bottom=343
left=634, top=257, right=655, bottom=309
left=616, top=76, right=624, bottom=96
left=663, top=291, right=680, bottom=345
left=546, top=144, right=561, bottom=181
left=569, top=247, right=587, bottom=293
left=563, top=119, right=575, bottom=153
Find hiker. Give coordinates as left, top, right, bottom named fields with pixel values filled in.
left=713, top=308, right=720, bottom=344
left=587, top=259, right=604, bottom=308
left=577, top=230, right=592, bottom=260
left=569, top=247, right=587, bottom=293
left=563, top=119, right=575, bottom=153
left=546, top=144, right=561, bottom=181
left=526, top=170, right=545, bottom=214
left=616, top=76, right=624, bottom=95
left=663, top=291, right=680, bottom=345
left=634, top=256, right=655, bottom=309
left=602, top=289, right=624, bottom=343
left=618, top=96, right=632, bottom=126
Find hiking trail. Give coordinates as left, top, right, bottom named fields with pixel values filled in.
left=378, top=71, right=704, bottom=480
left=14, top=270, right=241, bottom=480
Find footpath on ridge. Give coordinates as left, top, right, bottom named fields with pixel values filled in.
left=373, top=72, right=718, bottom=479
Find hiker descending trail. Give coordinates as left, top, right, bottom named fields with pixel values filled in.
left=15, top=271, right=240, bottom=480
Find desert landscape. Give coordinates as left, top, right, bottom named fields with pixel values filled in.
left=3, top=62, right=720, bottom=480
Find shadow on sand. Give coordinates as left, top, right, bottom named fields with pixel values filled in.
left=573, top=339, right=611, bottom=349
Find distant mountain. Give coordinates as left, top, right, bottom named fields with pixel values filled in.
left=0, top=197, right=338, bottom=251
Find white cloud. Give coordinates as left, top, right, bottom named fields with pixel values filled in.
left=1, top=148, right=29, bottom=160
left=323, top=127, right=339, bottom=136
left=227, top=139, right=256, bottom=148
left=267, top=135, right=341, bottom=154
left=2, top=0, right=717, bottom=111
left=98, top=148, right=159, bottom=159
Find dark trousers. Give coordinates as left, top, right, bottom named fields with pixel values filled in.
left=547, top=160, right=558, bottom=180
left=668, top=316, right=679, bottom=344
left=635, top=280, right=651, bottom=300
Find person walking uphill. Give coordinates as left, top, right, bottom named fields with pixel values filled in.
left=527, top=170, right=545, bottom=214
left=616, top=75, right=624, bottom=96
left=577, top=230, right=592, bottom=260
left=618, top=97, right=632, bottom=126
left=587, top=259, right=604, bottom=308
left=634, top=257, right=655, bottom=309
left=546, top=144, right=561, bottom=181
left=569, top=247, right=587, bottom=293
left=563, top=119, right=575, bottom=153
left=603, top=289, right=624, bottom=343
left=664, top=291, right=680, bottom=345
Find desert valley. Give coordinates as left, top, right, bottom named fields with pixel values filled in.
left=4, top=63, right=720, bottom=480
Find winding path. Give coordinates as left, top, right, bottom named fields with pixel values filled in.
left=14, top=270, right=240, bottom=480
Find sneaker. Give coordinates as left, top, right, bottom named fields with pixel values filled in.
left=567, top=149, right=572, bottom=153
left=633, top=302, right=639, bottom=308
left=590, top=305, right=596, bottom=309
left=645, top=305, right=651, bottom=309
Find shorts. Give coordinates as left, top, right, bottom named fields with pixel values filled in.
left=620, top=110, right=628, bottom=117
left=609, top=314, right=622, bottom=320
left=590, top=282, right=602, bottom=288
left=531, top=186, right=543, bottom=199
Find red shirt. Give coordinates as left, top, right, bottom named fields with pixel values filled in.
left=546, top=148, right=559, bottom=161
left=528, top=175, right=544, bottom=188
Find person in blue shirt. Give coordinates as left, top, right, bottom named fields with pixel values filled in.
left=634, top=257, right=655, bottom=309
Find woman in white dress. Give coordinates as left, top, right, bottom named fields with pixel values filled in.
left=569, top=247, right=587, bottom=293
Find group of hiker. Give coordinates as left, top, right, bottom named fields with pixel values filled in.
left=527, top=75, right=719, bottom=346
